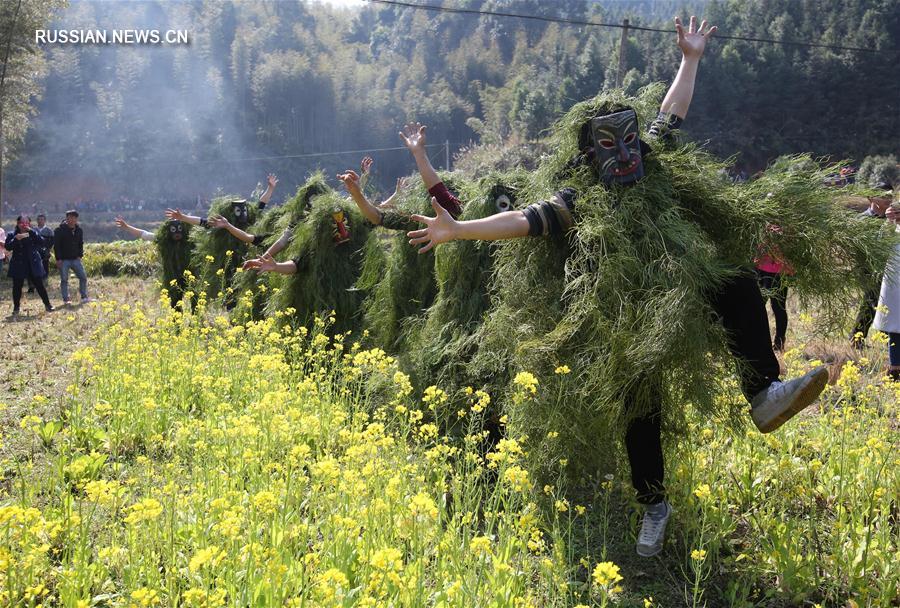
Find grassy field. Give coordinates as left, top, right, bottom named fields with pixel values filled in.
left=0, top=276, right=897, bottom=607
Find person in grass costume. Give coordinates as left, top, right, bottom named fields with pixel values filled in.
left=245, top=191, right=373, bottom=335
left=406, top=170, right=529, bottom=426
left=406, top=17, right=894, bottom=558
left=218, top=173, right=333, bottom=322
left=338, top=126, right=471, bottom=355
left=116, top=216, right=195, bottom=307
left=165, top=174, right=277, bottom=307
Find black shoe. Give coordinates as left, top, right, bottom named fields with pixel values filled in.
left=45, top=305, right=55, bottom=312
left=27, top=289, right=35, bottom=294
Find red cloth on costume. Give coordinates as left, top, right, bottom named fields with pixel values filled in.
left=428, top=182, right=463, bottom=219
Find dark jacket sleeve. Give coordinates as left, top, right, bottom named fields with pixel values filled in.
left=77, top=227, right=84, bottom=258
left=53, top=227, right=62, bottom=259
left=4, top=232, right=14, bottom=251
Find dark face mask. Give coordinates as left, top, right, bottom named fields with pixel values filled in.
left=491, top=185, right=515, bottom=214
left=168, top=220, right=184, bottom=242
left=590, top=109, right=645, bottom=186
left=231, top=201, right=250, bottom=228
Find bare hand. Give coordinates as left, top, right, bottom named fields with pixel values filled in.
left=243, top=254, right=276, bottom=273
left=337, top=170, right=362, bottom=194
left=887, top=206, right=900, bottom=223
left=400, top=122, right=427, bottom=156
left=267, top=173, right=278, bottom=189
left=209, top=215, right=230, bottom=229
left=407, top=197, right=458, bottom=254
left=360, top=156, right=373, bottom=176
left=114, top=216, right=127, bottom=229
left=14, top=232, right=29, bottom=240
left=379, top=176, right=408, bottom=209
left=165, top=208, right=185, bottom=221
left=675, top=16, right=716, bottom=59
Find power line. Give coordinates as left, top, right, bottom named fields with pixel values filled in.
left=363, top=0, right=898, bottom=54
left=5, top=143, right=457, bottom=177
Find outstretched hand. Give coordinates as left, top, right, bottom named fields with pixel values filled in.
left=400, top=122, right=427, bottom=156
left=266, top=173, right=279, bottom=189
left=209, top=215, right=230, bottom=229
left=407, top=197, right=458, bottom=254
left=243, top=254, right=276, bottom=273
left=675, top=16, right=716, bottom=59
left=164, top=208, right=185, bottom=221
left=337, top=170, right=362, bottom=194
left=360, top=156, right=373, bottom=176
left=114, top=216, right=127, bottom=229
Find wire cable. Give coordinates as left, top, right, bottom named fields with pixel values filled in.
left=363, top=0, right=898, bottom=54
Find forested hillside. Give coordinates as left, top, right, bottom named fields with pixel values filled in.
left=6, top=0, right=899, bottom=203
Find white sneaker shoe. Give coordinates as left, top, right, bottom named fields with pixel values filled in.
left=636, top=501, right=671, bottom=557
left=750, top=365, right=828, bottom=433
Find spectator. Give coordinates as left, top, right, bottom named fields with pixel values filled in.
left=54, top=210, right=90, bottom=305
left=0, top=240, right=7, bottom=276
left=850, top=182, right=893, bottom=347
left=5, top=215, right=54, bottom=316
left=27, top=213, right=54, bottom=293
left=872, top=198, right=900, bottom=382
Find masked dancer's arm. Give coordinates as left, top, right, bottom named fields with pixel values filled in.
left=659, top=16, right=716, bottom=120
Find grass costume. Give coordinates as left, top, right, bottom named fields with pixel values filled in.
left=232, top=174, right=331, bottom=322
left=405, top=17, right=894, bottom=558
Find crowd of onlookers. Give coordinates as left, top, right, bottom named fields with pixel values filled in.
left=1, top=210, right=90, bottom=317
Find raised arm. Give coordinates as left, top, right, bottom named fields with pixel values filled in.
left=115, top=216, right=154, bottom=241
left=659, top=16, right=716, bottom=120
left=338, top=169, right=383, bottom=225
left=400, top=122, right=441, bottom=190
left=209, top=215, right=255, bottom=243
left=165, top=208, right=205, bottom=227
left=262, top=228, right=293, bottom=258
left=407, top=198, right=529, bottom=254
left=258, top=173, right=278, bottom=208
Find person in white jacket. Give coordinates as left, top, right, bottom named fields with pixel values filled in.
left=872, top=202, right=900, bottom=382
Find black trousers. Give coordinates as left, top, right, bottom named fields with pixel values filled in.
left=13, top=276, right=52, bottom=310
left=757, top=269, right=789, bottom=350
left=625, top=273, right=781, bottom=504
left=851, top=280, right=882, bottom=341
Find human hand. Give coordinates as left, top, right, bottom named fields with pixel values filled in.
left=400, top=122, right=427, bottom=156
left=243, top=254, right=277, bottom=273
left=209, top=215, right=230, bottom=229
left=407, top=197, right=459, bottom=254
left=267, top=173, right=278, bottom=190
left=337, top=170, right=362, bottom=194
left=360, top=156, right=373, bottom=176
left=114, top=216, right=127, bottom=229
left=14, top=232, right=29, bottom=240
left=165, top=208, right=185, bottom=221
left=675, top=16, right=716, bottom=60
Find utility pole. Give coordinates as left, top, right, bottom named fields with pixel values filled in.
left=445, top=140, right=450, bottom=171
left=616, top=18, right=629, bottom=88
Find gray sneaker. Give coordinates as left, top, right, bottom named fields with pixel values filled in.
left=750, top=365, right=828, bottom=433
left=636, top=501, right=671, bottom=557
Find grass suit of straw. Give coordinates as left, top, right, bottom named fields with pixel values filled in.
left=407, top=17, right=895, bottom=558
left=192, top=195, right=261, bottom=306
left=154, top=220, right=195, bottom=308
left=408, top=170, right=529, bottom=422
left=232, top=174, right=331, bottom=322
left=267, top=192, right=373, bottom=335
left=359, top=171, right=470, bottom=354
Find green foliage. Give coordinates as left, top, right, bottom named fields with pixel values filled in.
left=232, top=174, right=332, bottom=322
left=191, top=196, right=260, bottom=305
left=473, top=87, right=899, bottom=483
left=857, top=155, right=899, bottom=188
left=82, top=241, right=157, bottom=278
left=153, top=220, right=195, bottom=305
left=268, top=192, right=372, bottom=334
left=408, top=170, right=530, bottom=412
left=361, top=172, right=470, bottom=354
